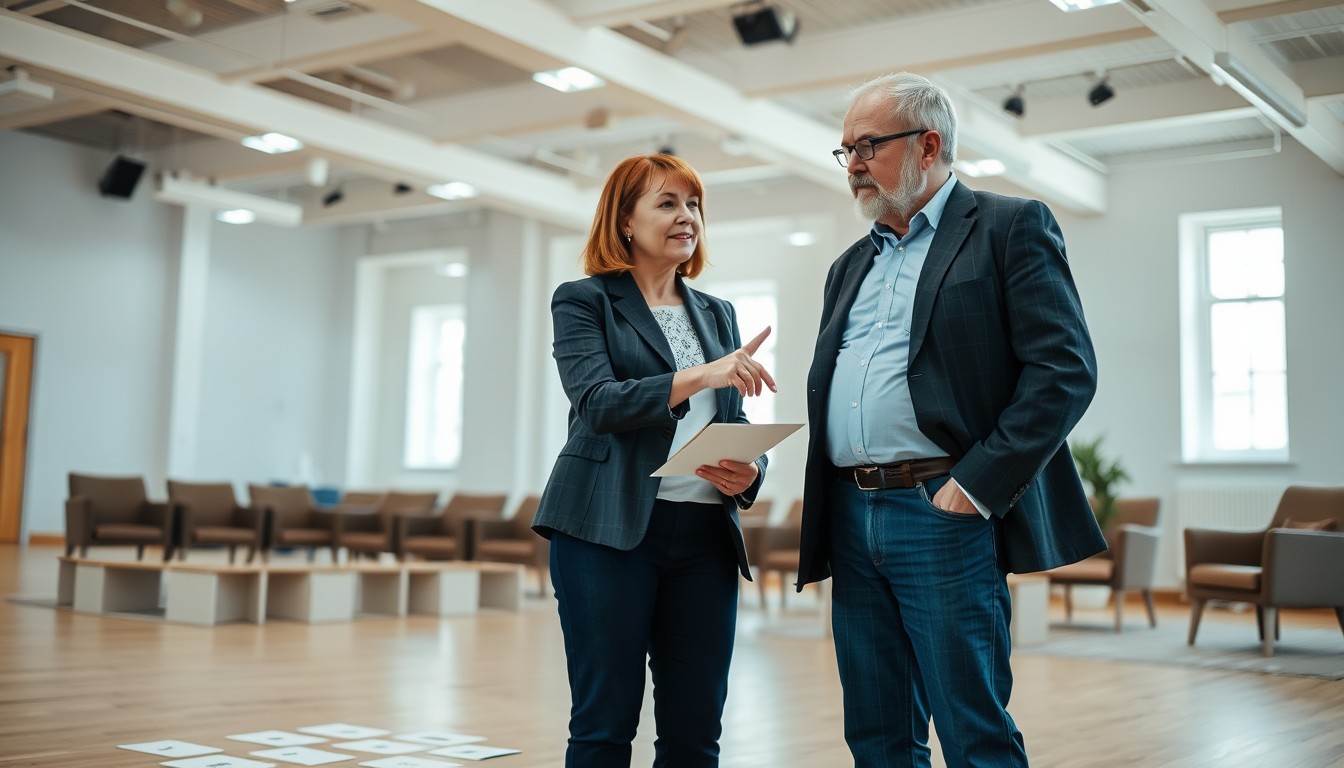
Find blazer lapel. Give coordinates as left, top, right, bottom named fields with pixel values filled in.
left=819, top=239, right=877, bottom=358
left=680, top=280, right=735, bottom=418
left=608, top=272, right=676, bottom=371
left=909, top=181, right=975, bottom=361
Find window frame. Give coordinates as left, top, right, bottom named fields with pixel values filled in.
left=402, top=303, right=467, bottom=471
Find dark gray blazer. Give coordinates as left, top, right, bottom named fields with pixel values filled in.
left=797, top=180, right=1106, bottom=582
left=533, top=271, right=766, bottom=579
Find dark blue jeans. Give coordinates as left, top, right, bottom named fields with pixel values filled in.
left=828, top=475, right=1027, bottom=768
left=551, top=499, right=739, bottom=768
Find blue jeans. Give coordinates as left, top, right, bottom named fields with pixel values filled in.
left=828, top=475, right=1027, bottom=768
left=551, top=499, right=739, bottom=768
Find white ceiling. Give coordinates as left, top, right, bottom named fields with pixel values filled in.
left=1, top=0, right=1341, bottom=227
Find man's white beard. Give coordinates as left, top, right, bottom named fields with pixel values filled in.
left=851, top=153, right=927, bottom=223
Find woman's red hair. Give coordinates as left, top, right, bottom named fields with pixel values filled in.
left=582, top=153, right=708, bottom=278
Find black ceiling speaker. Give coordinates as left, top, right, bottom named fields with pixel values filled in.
left=1088, top=78, right=1115, bottom=107
left=731, top=5, right=797, bottom=45
left=98, top=155, right=147, bottom=200
left=1003, top=89, right=1025, bottom=118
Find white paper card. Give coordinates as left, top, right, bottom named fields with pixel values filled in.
left=161, top=756, right=276, bottom=768
left=229, top=732, right=328, bottom=747
left=333, top=739, right=425, bottom=755
left=395, top=734, right=486, bottom=748
left=358, top=757, right=462, bottom=768
left=118, top=740, right=223, bottom=758
left=299, top=725, right=390, bottom=740
left=250, top=746, right=354, bottom=765
left=651, top=423, right=804, bottom=477
left=427, top=745, right=521, bottom=761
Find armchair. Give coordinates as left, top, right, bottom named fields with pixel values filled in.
left=335, top=491, right=439, bottom=560
left=1185, top=485, right=1344, bottom=656
left=472, top=495, right=548, bottom=595
left=1046, top=497, right=1161, bottom=632
left=396, top=492, right=507, bottom=561
left=166, top=480, right=265, bottom=563
left=65, top=473, right=174, bottom=560
left=756, top=499, right=803, bottom=609
left=247, top=484, right=340, bottom=562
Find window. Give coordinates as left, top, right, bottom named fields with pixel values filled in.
left=1179, top=207, right=1287, bottom=462
left=404, top=305, right=466, bottom=469
left=701, top=280, right=778, bottom=425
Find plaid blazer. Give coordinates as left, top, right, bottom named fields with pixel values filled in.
left=532, top=271, right=765, bottom=579
left=797, top=180, right=1106, bottom=582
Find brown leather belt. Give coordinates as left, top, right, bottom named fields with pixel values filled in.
left=833, top=457, right=957, bottom=491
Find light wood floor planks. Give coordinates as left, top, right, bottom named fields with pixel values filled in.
left=1, top=545, right=1341, bottom=767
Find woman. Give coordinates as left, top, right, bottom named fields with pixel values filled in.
left=532, top=153, right=775, bottom=768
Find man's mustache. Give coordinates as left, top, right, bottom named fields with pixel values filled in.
left=849, top=174, right=878, bottom=193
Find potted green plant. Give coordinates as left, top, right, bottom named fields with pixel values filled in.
left=1071, top=435, right=1130, bottom=532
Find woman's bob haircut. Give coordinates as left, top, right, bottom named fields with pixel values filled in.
left=582, top=153, right=708, bottom=278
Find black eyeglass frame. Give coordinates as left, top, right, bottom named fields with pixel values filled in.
left=832, top=128, right=930, bottom=167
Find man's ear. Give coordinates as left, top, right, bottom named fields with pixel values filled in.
left=921, top=131, right=943, bottom=169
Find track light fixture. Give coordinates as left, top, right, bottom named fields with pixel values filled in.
left=730, top=2, right=798, bottom=46
left=1088, top=76, right=1115, bottom=107
left=1003, top=86, right=1025, bottom=118
left=393, top=182, right=413, bottom=194
left=322, top=187, right=344, bottom=207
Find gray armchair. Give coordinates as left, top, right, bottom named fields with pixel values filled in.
left=1185, top=485, right=1344, bottom=656
left=65, top=473, right=174, bottom=560
left=1047, top=497, right=1161, bottom=632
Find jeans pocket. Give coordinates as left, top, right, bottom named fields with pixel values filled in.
left=917, top=477, right=980, bottom=522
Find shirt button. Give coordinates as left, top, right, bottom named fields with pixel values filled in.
left=856, top=447, right=864, bottom=453
left=898, top=246, right=905, bottom=252
left=885, top=283, right=893, bottom=290
left=876, top=322, right=884, bottom=328
left=850, top=402, right=858, bottom=408
left=859, top=360, right=867, bottom=367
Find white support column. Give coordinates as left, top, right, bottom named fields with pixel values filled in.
left=166, top=206, right=212, bottom=478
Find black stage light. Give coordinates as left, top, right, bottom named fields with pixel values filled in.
left=393, top=182, right=413, bottom=194
left=98, top=155, right=147, bottom=199
left=1088, top=78, right=1115, bottom=107
left=731, top=4, right=797, bottom=46
left=1003, top=88, right=1025, bottom=118
left=322, top=187, right=344, bottom=207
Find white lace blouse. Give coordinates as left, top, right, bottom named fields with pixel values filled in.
left=650, top=304, right=720, bottom=504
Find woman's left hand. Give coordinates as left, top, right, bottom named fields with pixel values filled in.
left=697, top=459, right=759, bottom=497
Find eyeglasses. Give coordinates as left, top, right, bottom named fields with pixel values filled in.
left=832, top=128, right=929, bottom=167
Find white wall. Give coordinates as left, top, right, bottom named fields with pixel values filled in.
left=5, top=127, right=1343, bottom=584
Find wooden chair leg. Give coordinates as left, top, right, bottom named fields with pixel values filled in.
left=758, top=569, right=768, bottom=610
left=1188, top=598, right=1206, bottom=646
left=1255, top=606, right=1265, bottom=641
left=136, top=545, right=145, bottom=561
left=1063, top=584, right=1073, bottom=622
left=1113, top=589, right=1124, bottom=633
left=227, top=546, right=236, bottom=564
left=1261, top=606, right=1277, bottom=657
left=1335, top=608, right=1344, bottom=638
left=1142, top=589, right=1157, bottom=628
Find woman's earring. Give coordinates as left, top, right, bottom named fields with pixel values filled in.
left=624, top=232, right=632, bottom=242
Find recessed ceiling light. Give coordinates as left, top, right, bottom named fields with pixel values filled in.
left=1047, top=0, right=1120, bottom=10
left=427, top=182, right=478, bottom=200
left=435, top=262, right=469, bottom=278
left=532, top=67, right=605, bottom=93
left=787, top=231, right=815, bottom=247
left=953, top=159, right=1006, bottom=178
left=215, top=208, right=256, bottom=224
left=241, top=132, right=304, bottom=154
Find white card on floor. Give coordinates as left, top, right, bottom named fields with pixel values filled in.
left=299, top=725, right=390, bottom=740
left=118, top=740, right=223, bottom=758
left=230, top=731, right=328, bottom=747
left=427, top=746, right=521, bottom=760
left=161, top=756, right=276, bottom=768
left=251, top=746, right=354, bottom=765
left=333, top=739, right=424, bottom=755
left=358, top=757, right=462, bottom=768
left=395, top=733, right=486, bottom=748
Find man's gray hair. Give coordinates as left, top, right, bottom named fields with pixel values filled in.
left=848, top=72, right=957, bottom=165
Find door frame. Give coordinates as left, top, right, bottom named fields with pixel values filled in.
left=0, top=332, right=36, bottom=545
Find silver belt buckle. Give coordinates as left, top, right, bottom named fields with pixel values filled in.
left=854, top=467, right=882, bottom=491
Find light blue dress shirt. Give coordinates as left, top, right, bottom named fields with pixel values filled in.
left=826, top=173, right=957, bottom=468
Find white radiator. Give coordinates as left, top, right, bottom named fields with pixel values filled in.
left=1175, top=483, right=1285, bottom=532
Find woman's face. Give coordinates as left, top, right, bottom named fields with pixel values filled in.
left=623, top=173, right=701, bottom=270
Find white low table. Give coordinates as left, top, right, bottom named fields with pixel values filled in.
left=1007, top=573, right=1049, bottom=646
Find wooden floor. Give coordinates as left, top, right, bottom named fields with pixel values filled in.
left=2, top=544, right=1341, bottom=768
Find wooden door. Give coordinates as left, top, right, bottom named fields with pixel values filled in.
left=0, top=333, right=36, bottom=544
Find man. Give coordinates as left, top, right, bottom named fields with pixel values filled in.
left=796, top=72, right=1107, bottom=767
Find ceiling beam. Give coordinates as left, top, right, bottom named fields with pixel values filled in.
left=0, top=10, right=593, bottom=228
left=1015, top=78, right=1259, bottom=140
left=551, top=0, right=736, bottom=29
left=1120, top=0, right=1344, bottom=174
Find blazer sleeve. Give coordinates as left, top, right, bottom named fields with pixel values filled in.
left=956, top=199, right=1097, bottom=514
left=717, top=298, right=769, bottom=508
left=551, top=280, right=681, bottom=435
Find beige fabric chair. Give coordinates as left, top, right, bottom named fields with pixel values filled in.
left=757, top=499, right=803, bottom=609
left=472, top=495, right=549, bottom=595
left=1185, top=485, right=1344, bottom=656
left=247, top=484, right=340, bottom=562
left=335, top=490, right=439, bottom=560
left=65, top=473, right=174, bottom=560
left=166, top=480, right=265, bottom=563
left=397, top=492, right=508, bottom=561
left=1047, top=497, right=1162, bottom=632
